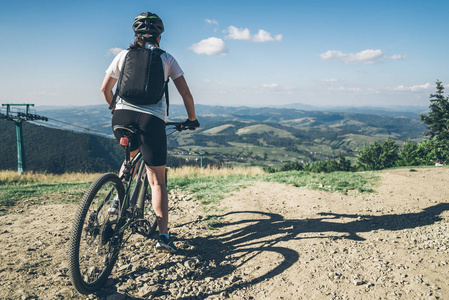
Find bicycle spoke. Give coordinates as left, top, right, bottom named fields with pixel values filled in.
left=78, top=182, right=119, bottom=283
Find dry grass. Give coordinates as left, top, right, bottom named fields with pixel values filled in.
left=167, top=166, right=264, bottom=178
left=0, top=171, right=101, bottom=185
left=0, top=166, right=263, bottom=185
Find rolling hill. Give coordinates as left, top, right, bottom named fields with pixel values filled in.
left=1, top=104, right=429, bottom=171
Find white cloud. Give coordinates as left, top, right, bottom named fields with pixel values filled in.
left=394, top=82, right=432, bottom=92
left=334, top=87, right=362, bottom=92
left=320, top=50, right=344, bottom=60
left=262, top=83, right=279, bottom=89
left=106, top=48, right=124, bottom=56
left=321, top=78, right=340, bottom=83
left=225, top=26, right=282, bottom=42
left=388, top=54, right=408, bottom=60
left=190, top=37, right=228, bottom=56
left=320, top=49, right=407, bottom=64
left=225, top=26, right=251, bottom=40
left=320, top=49, right=383, bottom=64
left=205, top=19, right=218, bottom=25
left=347, top=49, right=384, bottom=64
left=260, top=83, right=297, bottom=94
left=252, top=29, right=283, bottom=42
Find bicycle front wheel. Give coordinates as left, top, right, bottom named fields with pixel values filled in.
left=68, top=173, right=125, bottom=294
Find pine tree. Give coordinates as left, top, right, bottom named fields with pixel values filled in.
left=420, top=80, right=449, bottom=163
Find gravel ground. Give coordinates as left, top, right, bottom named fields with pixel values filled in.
left=1, top=167, right=449, bottom=299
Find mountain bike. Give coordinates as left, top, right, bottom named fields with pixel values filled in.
left=68, top=122, right=191, bottom=295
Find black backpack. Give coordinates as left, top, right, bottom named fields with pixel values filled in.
left=114, top=47, right=169, bottom=109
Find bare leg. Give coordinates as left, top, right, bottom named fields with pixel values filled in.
left=145, top=165, right=168, bottom=234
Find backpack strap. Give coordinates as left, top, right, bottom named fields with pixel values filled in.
left=154, top=48, right=170, bottom=116
left=109, top=88, right=119, bottom=111
left=165, top=78, right=170, bottom=116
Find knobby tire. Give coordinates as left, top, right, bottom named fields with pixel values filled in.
left=68, top=173, right=125, bottom=294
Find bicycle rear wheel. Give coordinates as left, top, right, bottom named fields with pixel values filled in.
left=136, top=175, right=158, bottom=237
left=68, top=173, right=125, bottom=294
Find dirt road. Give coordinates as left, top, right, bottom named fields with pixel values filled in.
left=1, top=168, right=448, bottom=299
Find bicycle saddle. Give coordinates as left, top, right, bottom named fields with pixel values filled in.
left=113, top=125, right=138, bottom=137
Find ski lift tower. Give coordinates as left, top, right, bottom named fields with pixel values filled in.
left=1, top=104, right=48, bottom=175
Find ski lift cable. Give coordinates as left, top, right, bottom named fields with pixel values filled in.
left=34, top=117, right=109, bottom=136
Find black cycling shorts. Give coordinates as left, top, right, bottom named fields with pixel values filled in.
left=112, top=110, right=166, bottom=167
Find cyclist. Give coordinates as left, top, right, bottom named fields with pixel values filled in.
left=100, top=12, right=199, bottom=253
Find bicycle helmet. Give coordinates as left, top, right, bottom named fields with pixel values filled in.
left=133, top=12, right=164, bottom=37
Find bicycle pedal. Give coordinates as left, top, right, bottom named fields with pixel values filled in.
left=133, top=219, right=152, bottom=237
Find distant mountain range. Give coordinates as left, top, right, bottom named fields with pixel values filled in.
left=0, top=103, right=429, bottom=172
left=20, top=104, right=426, bottom=168
left=276, top=103, right=428, bottom=118
left=32, top=103, right=428, bottom=137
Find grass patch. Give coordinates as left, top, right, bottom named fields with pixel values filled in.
left=169, top=169, right=379, bottom=208
left=168, top=166, right=264, bottom=177
left=263, top=171, right=378, bottom=195
left=204, top=214, right=221, bottom=229
left=23, top=259, right=45, bottom=269
left=0, top=171, right=99, bottom=185
left=0, top=182, right=92, bottom=206
left=0, top=171, right=99, bottom=207
left=169, top=173, right=258, bottom=206
left=168, top=173, right=259, bottom=228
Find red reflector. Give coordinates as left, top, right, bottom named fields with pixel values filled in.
left=120, top=137, right=129, bottom=146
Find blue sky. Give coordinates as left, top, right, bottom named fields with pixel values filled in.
left=1, top=0, right=448, bottom=108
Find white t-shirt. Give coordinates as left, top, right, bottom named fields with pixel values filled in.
left=105, top=45, right=184, bottom=121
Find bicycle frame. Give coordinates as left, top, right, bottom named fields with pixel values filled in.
left=68, top=121, right=196, bottom=295
left=120, top=152, right=144, bottom=210
left=111, top=121, right=192, bottom=241
left=113, top=153, right=146, bottom=238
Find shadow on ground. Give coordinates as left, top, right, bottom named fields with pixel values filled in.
left=99, top=202, right=449, bottom=299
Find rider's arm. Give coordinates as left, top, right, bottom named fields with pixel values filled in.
left=101, top=75, right=118, bottom=108
left=173, top=75, right=197, bottom=121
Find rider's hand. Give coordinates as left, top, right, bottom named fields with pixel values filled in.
left=181, top=119, right=200, bottom=131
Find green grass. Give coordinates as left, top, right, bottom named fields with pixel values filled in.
left=0, top=182, right=91, bottom=206
left=168, top=173, right=257, bottom=228
left=169, top=170, right=379, bottom=206
left=0, top=171, right=99, bottom=207
left=263, top=171, right=378, bottom=194
left=169, top=173, right=257, bottom=207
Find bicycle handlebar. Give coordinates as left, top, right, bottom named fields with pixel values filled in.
left=165, top=122, right=197, bottom=131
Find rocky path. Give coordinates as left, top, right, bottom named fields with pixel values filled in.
left=1, top=168, right=449, bottom=299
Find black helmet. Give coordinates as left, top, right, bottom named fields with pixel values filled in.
left=133, top=12, right=164, bottom=37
